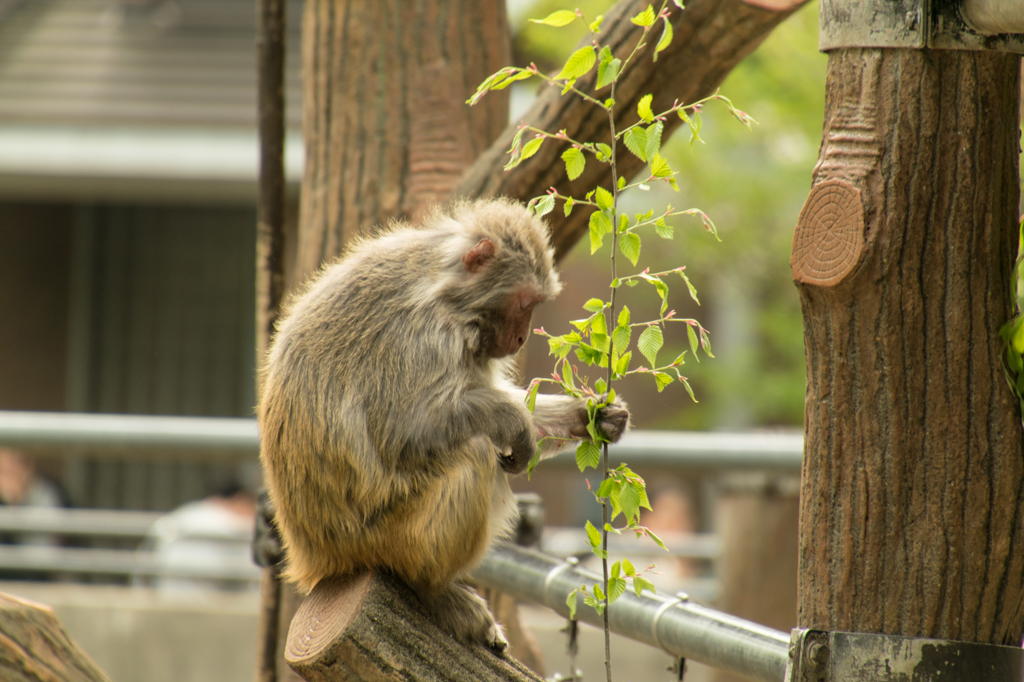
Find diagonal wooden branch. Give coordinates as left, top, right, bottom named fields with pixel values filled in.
left=453, top=0, right=807, bottom=262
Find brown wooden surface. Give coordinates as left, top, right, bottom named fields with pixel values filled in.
left=285, top=572, right=543, bottom=682
left=296, top=0, right=511, bottom=282
left=453, top=0, right=807, bottom=262
left=0, top=591, right=111, bottom=682
left=795, top=48, right=1024, bottom=643
left=711, top=483, right=799, bottom=682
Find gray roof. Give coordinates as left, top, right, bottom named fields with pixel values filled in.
left=0, top=0, right=304, bottom=202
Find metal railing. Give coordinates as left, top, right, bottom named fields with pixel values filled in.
left=474, top=543, right=790, bottom=682
left=0, top=410, right=800, bottom=680
left=0, top=410, right=802, bottom=471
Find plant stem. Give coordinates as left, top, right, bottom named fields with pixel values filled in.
left=601, top=68, right=621, bottom=682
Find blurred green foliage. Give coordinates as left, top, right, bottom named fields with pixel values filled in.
left=513, top=1, right=826, bottom=429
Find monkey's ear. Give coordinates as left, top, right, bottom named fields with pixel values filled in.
left=462, top=239, right=495, bottom=273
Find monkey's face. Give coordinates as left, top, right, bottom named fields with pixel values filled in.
left=489, top=289, right=545, bottom=358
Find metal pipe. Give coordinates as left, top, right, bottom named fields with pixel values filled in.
left=473, top=543, right=790, bottom=682
left=0, top=411, right=802, bottom=472
left=0, top=411, right=258, bottom=454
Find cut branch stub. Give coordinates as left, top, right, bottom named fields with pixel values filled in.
left=285, top=571, right=543, bottom=681
left=790, top=179, right=866, bottom=286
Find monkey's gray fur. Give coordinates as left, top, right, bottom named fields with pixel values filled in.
left=259, top=198, right=629, bottom=649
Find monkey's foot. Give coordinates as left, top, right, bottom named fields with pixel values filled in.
left=418, top=582, right=508, bottom=651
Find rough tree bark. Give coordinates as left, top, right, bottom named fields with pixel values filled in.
left=295, top=0, right=511, bottom=284
left=454, top=0, right=807, bottom=261
left=0, top=592, right=110, bottom=682
left=793, top=49, right=1024, bottom=643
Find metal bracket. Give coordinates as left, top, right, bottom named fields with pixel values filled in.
left=784, top=628, right=1024, bottom=681
left=820, top=0, right=1024, bottom=54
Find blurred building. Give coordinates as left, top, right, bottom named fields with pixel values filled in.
left=0, top=0, right=302, bottom=510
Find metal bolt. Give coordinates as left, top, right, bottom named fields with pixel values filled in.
left=807, top=641, right=829, bottom=669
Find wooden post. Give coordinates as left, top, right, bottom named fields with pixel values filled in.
left=0, top=591, right=111, bottom=682
left=285, top=572, right=542, bottom=682
left=794, top=49, right=1024, bottom=643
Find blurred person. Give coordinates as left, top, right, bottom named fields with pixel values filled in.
left=0, top=447, right=65, bottom=546
left=136, top=473, right=260, bottom=594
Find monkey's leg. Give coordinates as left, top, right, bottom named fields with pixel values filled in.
left=417, top=581, right=508, bottom=651
left=384, top=438, right=509, bottom=649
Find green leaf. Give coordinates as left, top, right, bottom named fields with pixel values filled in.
left=644, top=122, right=663, bottom=161
left=562, top=147, right=586, bottom=181
left=607, top=575, right=627, bottom=604
left=655, top=217, right=673, bottom=239
left=534, top=194, right=556, bottom=217
left=594, top=186, right=614, bottom=211
left=619, top=232, right=641, bottom=266
left=618, top=480, right=642, bottom=523
left=611, top=560, right=621, bottom=579
left=596, top=143, right=612, bottom=160
left=597, top=477, right=615, bottom=498
left=623, top=127, right=648, bottom=162
left=637, top=94, right=655, bottom=123
left=681, top=376, right=697, bottom=402
left=618, top=306, right=631, bottom=327
left=567, top=589, right=579, bottom=620
left=589, top=14, right=604, bottom=32
left=613, top=325, right=631, bottom=355
left=613, top=350, right=631, bottom=376
left=597, top=57, right=621, bottom=90
left=653, top=371, right=673, bottom=393
left=654, top=16, right=673, bottom=59
left=531, top=9, right=577, bottom=26
left=589, top=210, right=613, bottom=253
left=638, top=325, right=664, bottom=367
left=488, top=69, right=533, bottom=91
left=591, top=311, right=608, bottom=335
left=687, top=324, right=699, bottom=360
left=634, top=575, right=657, bottom=596
left=618, top=213, right=629, bottom=233
left=521, top=136, right=543, bottom=161
left=585, top=519, right=602, bottom=548
left=557, top=46, right=597, bottom=80
left=563, top=195, right=574, bottom=216
left=575, top=343, right=605, bottom=366
left=577, top=441, right=601, bottom=471
left=595, top=377, right=607, bottom=394
left=680, top=271, right=699, bottom=304
left=583, top=298, right=605, bottom=313
left=622, top=559, right=636, bottom=577
left=630, top=5, right=655, bottom=27
left=526, top=381, right=540, bottom=411
left=650, top=153, right=672, bottom=178
left=647, top=528, right=668, bottom=551
left=618, top=176, right=626, bottom=190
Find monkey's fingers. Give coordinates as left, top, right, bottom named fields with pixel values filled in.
left=498, top=428, right=535, bottom=474
left=596, top=402, right=630, bottom=444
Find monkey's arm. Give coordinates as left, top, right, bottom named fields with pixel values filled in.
left=508, top=390, right=630, bottom=460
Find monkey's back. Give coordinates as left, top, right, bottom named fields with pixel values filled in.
left=259, top=222, right=500, bottom=592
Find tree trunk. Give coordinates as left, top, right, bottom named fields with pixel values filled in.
left=794, top=48, right=1024, bottom=644
left=454, top=0, right=807, bottom=261
left=296, top=0, right=511, bottom=282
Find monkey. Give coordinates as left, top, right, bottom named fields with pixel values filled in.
left=258, top=198, right=629, bottom=650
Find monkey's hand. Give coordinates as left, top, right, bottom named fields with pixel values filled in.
left=591, top=396, right=630, bottom=444
left=498, top=425, right=535, bottom=475
left=564, top=395, right=630, bottom=444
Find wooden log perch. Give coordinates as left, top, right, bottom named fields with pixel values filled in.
left=0, top=591, right=111, bottom=682
left=285, top=571, right=543, bottom=682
